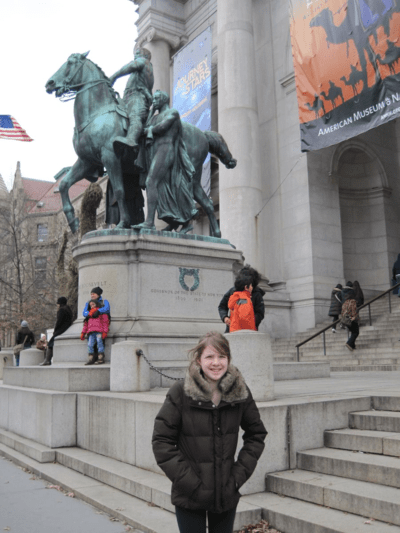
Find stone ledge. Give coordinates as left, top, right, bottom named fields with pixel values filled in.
left=274, top=362, right=330, bottom=381
left=3, top=366, right=110, bottom=392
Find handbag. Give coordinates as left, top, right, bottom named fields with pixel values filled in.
left=340, top=314, right=352, bottom=328
left=13, top=335, right=28, bottom=356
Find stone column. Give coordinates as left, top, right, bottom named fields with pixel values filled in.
left=217, top=0, right=263, bottom=269
left=139, top=27, right=183, bottom=95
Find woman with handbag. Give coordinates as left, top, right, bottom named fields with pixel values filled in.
left=152, top=331, right=267, bottom=533
left=340, top=283, right=359, bottom=351
left=14, top=321, right=35, bottom=366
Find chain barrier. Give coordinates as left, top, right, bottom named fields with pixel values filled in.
left=136, top=349, right=184, bottom=381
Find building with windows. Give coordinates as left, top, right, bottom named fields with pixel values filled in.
left=130, top=0, right=400, bottom=335
left=0, top=163, right=108, bottom=346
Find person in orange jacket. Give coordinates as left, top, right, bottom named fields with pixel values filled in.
left=81, top=300, right=109, bottom=365
left=228, top=273, right=257, bottom=333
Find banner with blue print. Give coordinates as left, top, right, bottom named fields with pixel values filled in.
left=173, top=27, right=212, bottom=195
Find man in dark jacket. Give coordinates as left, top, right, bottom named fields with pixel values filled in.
left=40, top=297, right=73, bottom=366
left=218, top=266, right=265, bottom=332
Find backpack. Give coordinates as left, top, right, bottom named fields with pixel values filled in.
left=228, top=291, right=256, bottom=333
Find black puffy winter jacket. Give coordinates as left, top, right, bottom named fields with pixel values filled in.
left=152, top=363, right=267, bottom=513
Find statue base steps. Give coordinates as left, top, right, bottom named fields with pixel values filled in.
left=3, top=366, right=110, bottom=392
left=0, top=434, right=261, bottom=533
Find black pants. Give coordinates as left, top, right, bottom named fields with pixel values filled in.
left=331, top=315, right=339, bottom=324
left=175, top=506, right=237, bottom=533
left=346, top=321, right=359, bottom=348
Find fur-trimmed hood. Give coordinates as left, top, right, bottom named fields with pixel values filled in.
left=184, top=362, right=248, bottom=403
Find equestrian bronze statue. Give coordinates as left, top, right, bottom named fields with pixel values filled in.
left=45, top=51, right=236, bottom=238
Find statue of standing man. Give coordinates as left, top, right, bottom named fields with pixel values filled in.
left=109, top=47, right=154, bottom=158
left=133, top=90, right=198, bottom=232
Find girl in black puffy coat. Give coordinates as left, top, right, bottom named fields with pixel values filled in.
left=328, top=284, right=343, bottom=333
left=152, top=332, right=267, bottom=533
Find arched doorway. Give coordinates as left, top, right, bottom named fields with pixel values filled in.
left=331, top=141, right=392, bottom=291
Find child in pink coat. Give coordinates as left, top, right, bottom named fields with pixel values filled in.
left=81, top=300, right=109, bottom=365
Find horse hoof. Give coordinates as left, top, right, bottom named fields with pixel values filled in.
left=70, top=218, right=79, bottom=233
left=180, top=225, right=193, bottom=234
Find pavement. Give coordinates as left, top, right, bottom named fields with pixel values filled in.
left=0, top=455, right=141, bottom=533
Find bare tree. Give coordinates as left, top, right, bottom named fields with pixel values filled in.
left=0, top=192, right=61, bottom=345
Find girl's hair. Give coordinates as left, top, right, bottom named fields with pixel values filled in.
left=188, top=331, right=231, bottom=364
left=89, top=299, right=100, bottom=307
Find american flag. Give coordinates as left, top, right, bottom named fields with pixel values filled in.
left=0, top=115, right=33, bottom=142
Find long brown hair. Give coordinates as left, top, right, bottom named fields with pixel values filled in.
left=188, top=331, right=231, bottom=364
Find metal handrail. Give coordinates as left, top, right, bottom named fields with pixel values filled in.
left=295, top=282, right=400, bottom=361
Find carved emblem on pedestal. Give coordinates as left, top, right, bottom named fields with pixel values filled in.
left=179, top=268, right=200, bottom=292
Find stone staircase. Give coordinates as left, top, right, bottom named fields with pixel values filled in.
left=244, top=395, right=400, bottom=532
left=272, top=293, right=400, bottom=371
left=0, top=428, right=261, bottom=533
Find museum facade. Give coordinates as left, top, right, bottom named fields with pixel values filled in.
left=131, top=0, right=400, bottom=335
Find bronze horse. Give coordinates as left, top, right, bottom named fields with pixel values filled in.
left=46, top=52, right=236, bottom=238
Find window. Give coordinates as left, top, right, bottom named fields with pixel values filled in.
left=37, top=224, right=48, bottom=242
left=35, top=257, right=47, bottom=288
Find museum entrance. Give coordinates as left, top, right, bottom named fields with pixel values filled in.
left=336, top=143, right=391, bottom=291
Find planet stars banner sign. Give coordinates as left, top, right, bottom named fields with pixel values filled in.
left=173, top=27, right=212, bottom=195
left=290, top=0, right=400, bottom=151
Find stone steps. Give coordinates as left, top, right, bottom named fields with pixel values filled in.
left=0, top=431, right=261, bottom=532
left=265, top=469, right=400, bottom=527
left=260, top=401, right=400, bottom=531
left=243, top=491, right=400, bottom=532
left=0, top=441, right=178, bottom=533
left=325, top=428, right=400, bottom=456
left=297, top=447, right=400, bottom=488
left=271, top=295, right=400, bottom=368
left=349, top=410, right=400, bottom=432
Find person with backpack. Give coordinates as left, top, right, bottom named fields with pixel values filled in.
left=340, top=282, right=359, bottom=351
left=227, top=273, right=257, bottom=333
left=218, top=265, right=265, bottom=333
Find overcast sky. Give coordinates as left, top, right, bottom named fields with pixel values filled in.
left=1, top=0, right=138, bottom=190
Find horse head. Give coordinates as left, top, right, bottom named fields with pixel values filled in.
left=45, top=51, right=91, bottom=97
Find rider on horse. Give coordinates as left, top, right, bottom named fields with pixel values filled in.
left=109, top=47, right=154, bottom=158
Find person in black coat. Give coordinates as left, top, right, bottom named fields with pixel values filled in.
left=353, top=281, right=364, bottom=308
left=40, top=297, right=73, bottom=366
left=15, top=321, right=35, bottom=366
left=152, top=332, right=267, bottom=533
left=392, top=254, right=400, bottom=295
left=328, top=284, right=342, bottom=333
left=218, top=265, right=265, bottom=333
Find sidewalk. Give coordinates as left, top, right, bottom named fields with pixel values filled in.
left=0, top=455, right=142, bottom=533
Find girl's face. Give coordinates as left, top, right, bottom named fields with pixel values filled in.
left=198, top=345, right=229, bottom=383
left=90, top=301, right=97, bottom=309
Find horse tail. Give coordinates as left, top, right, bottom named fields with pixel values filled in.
left=204, top=131, right=237, bottom=169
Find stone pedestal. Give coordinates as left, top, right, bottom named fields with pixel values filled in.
left=54, top=229, right=243, bottom=365
left=19, top=348, right=45, bottom=367
left=226, top=331, right=275, bottom=401
left=110, top=341, right=151, bottom=392
left=0, top=350, right=13, bottom=379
